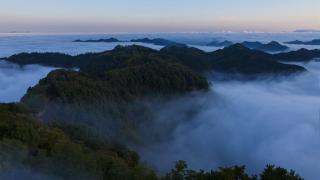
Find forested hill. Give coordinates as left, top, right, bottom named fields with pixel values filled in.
left=0, top=103, right=156, bottom=179
left=17, top=44, right=306, bottom=151
left=0, top=44, right=307, bottom=179
left=241, top=41, right=289, bottom=52
left=160, top=44, right=305, bottom=74
left=4, top=44, right=307, bottom=75
left=273, top=48, right=320, bottom=62
left=208, top=44, right=304, bottom=74
left=130, top=38, right=184, bottom=46
left=205, top=40, right=289, bottom=52
left=4, top=52, right=75, bottom=68
left=20, top=46, right=209, bottom=145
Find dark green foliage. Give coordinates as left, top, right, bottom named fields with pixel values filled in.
left=20, top=46, right=208, bottom=143
left=161, top=44, right=305, bottom=75
left=260, top=165, right=303, bottom=180
left=22, top=52, right=208, bottom=104
left=21, top=46, right=208, bottom=102
left=0, top=103, right=156, bottom=180
left=273, top=48, right=320, bottom=62
left=79, top=45, right=161, bottom=75
left=209, top=44, right=305, bottom=75
left=5, top=52, right=76, bottom=68
left=163, top=160, right=256, bottom=180
left=103, top=59, right=208, bottom=95
left=163, top=161, right=304, bottom=180
left=160, top=45, right=213, bottom=72
left=0, top=106, right=305, bottom=180
left=5, top=44, right=306, bottom=76
left=0, top=103, right=30, bottom=114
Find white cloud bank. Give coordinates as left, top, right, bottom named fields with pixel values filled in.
left=0, top=61, right=54, bottom=103
left=138, top=61, right=320, bottom=180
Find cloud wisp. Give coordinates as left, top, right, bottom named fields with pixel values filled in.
left=0, top=61, right=54, bottom=103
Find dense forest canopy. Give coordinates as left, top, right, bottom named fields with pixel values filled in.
left=19, top=45, right=209, bottom=144
left=273, top=48, right=320, bottom=62
left=0, top=103, right=156, bottom=179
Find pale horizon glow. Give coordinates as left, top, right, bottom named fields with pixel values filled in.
left=0, top=0, right=320, bottom=33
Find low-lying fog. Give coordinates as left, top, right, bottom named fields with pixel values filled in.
left=137, top=61, right=320, bottom=180
left=1, top=58, right=320, bottom=179
left=0, top=61, right=54, bottom=102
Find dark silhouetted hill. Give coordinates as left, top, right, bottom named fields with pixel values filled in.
left=241, top=41, right=289, bottom=52
left=130, top=38, right=184, bottom=46
left=273, top=48, right=320, bottom=62
left=161, top=44, right=305, bottom=75
left=5, top=44, right=306, bottom=76
left=285, top=39, right=320, bottom=45
left=206, top=40, right=233, bottom=47
left=74, top=37, right=122, bottom=43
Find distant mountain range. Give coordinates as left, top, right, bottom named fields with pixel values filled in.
left=74, top=37, right=185, bottom=46
left=5, top=44, right=307, bottom=76
left=294, top=29, right=320, bottom=33
left=74, top=38, right=122, bottom=43
left=241, top=41, right=289, bottom=52
left=285, top=39, right=320, bottom=45
left=130, top=38, right=184, bottom=46
left=206, top=40, right=233, bottom=47
left=74, top=37, right=290, bottom=52
left=206, top=40, right=289, bottom=52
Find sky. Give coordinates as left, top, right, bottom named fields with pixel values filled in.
left=0, top=0, right=320, bottom=33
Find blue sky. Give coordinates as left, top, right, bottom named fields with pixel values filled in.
left=0, top=0, right=319, bottom=33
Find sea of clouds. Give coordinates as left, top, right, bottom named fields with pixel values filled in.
left=1, top=34, right=320, bottom=179
left=1, top=32, right=320, bottom=57
left=137, top=61, right=320, bottom=180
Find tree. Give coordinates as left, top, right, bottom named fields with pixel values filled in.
left=260, top=165, right=303, bottom=180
